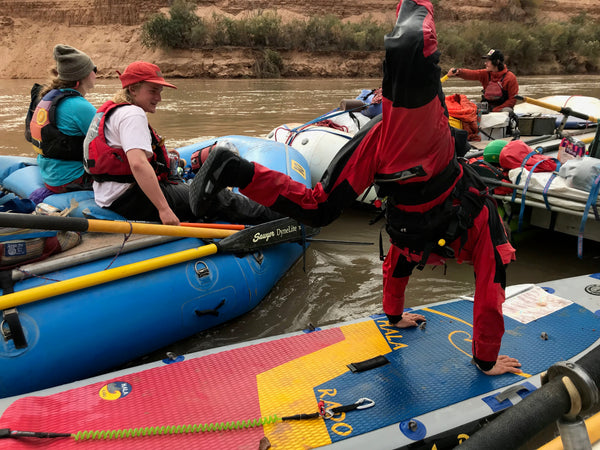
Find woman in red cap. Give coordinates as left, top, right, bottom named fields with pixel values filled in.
left=84, top=61, right=278, bottom=225
left=447, top=49, right=519, bottom=113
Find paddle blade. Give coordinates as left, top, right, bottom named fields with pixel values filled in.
left=216, top=218, right=319, bottom=254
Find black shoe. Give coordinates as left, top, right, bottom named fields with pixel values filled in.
left=189, top=146, right=241, bottom=218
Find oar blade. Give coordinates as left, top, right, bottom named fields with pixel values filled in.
left=216, top=217, right=319, bottom=254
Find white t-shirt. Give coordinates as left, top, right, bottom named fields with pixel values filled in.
left=93, top=105, right=154, bottom=207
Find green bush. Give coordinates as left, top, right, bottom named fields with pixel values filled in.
left=303, top=15, right=342, bottom=51
left=209, top=13, right=238, bottom=46
left=245, top=11, right=282, bottom=47
left=141, top=0, right=202, bottom=49
left=254, top=49, right=283, bottom=78
left=277, top=19, right=306, bottom=50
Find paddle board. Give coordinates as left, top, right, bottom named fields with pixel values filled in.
left=1, top=273, right=599, bottom=449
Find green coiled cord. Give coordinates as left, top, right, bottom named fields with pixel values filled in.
left=72, top=415, right=280, bottom=441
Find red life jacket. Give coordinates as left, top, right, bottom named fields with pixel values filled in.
left=483, top=72, right=508, bottom=104
left=84, top=101, right=170, bottom=183
left=29, top=89, right=86, bottom=161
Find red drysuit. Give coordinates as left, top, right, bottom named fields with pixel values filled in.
left=239, top=0, right=516, bottom=370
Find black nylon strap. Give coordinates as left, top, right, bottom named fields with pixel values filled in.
left=2, top=308, right=27, bottom=349
left=347, top=355, right=390, bottom=373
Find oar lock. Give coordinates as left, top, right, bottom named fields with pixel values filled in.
left=1, top=307, right=27, bottom=349
left=541, top=360, right=599, bottom=420
left=193, top=260, right=210, bottom=278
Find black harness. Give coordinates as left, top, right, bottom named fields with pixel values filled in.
left=379, top=158, right=494, bottom=268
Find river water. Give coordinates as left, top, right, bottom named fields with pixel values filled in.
left=0, top=76, right=599, bottom=360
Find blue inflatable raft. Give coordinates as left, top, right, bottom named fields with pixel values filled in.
left=0, top=136, right=312, bottom=398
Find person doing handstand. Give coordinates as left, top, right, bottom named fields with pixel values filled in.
left=189, top=0, right=521, bottom=376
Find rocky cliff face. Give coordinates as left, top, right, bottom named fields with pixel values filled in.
left=3, top=0, right=597, bottom=24
left=1, top=0, right=598, bottom=79
left=0, top=0, right=400, bottom=24
left=0, top=0, right=164, bottom=25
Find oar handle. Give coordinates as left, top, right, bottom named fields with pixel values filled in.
left=1, top=213, right=88, bottom=232
left=440, top=74, right=448, bottom=83
left=516, top=95, right=598, bottom=123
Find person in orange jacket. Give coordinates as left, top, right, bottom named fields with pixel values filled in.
left=447, top=49, right=519, bottom=113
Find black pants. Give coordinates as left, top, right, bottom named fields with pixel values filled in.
left=108, top=181, right=281, bottom=225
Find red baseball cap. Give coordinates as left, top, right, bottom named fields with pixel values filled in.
left=117, top=61, right=177, bottom=89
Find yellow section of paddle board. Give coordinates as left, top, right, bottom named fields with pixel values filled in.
left=257, top=319, right=393, bottom=448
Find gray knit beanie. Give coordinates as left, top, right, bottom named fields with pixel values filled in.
left=53, top=44, right=95, bottom=81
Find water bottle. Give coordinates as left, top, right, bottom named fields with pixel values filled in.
left=168, top=151, right=180, bottom=177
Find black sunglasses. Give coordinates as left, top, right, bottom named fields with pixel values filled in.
left=93, top=66, right=97, bottom=74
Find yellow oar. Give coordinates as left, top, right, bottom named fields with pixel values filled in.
left=0, top=245, right=219, bottom=310
left=579, top=135, right=595, bottom=144
left=0, top=217, right=318, bottom=310
left=0, top=212, right=236, bottom=239
left=516, top=95, right=599, bottom=123
left=539, top=410, right=600, bottom=449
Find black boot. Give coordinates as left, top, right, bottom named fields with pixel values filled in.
left=189, top=146, right=254, bottom=217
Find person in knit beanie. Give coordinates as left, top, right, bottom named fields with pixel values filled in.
left=53, top=44, right=96, bottom=82
left=25, top=44, right=98, bottom=198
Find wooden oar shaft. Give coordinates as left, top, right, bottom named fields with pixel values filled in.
left=517, top=95, right=599, bottom=122
left=0, top=213, right=236, bottom=239
left=0, top=244, right=218, bottom=310
left=86, top=219, right=235, bottom=238
left=180, top=222, right=245, bottom=230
